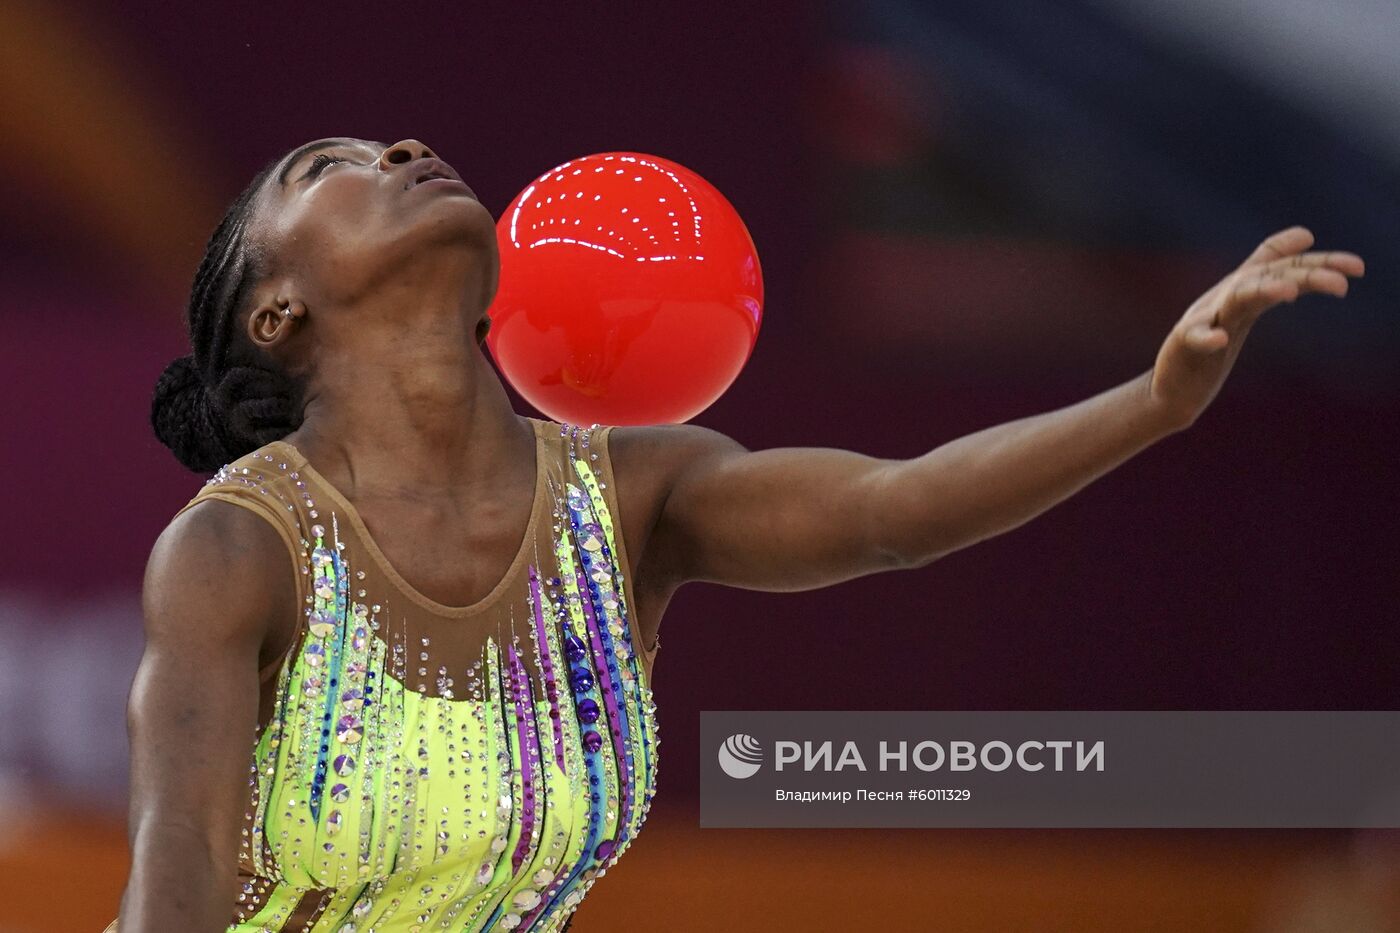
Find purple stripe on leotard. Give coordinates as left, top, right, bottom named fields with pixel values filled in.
left=528, top=564, right=568, bottom=773
left=507, top=642, right=540, bottom=874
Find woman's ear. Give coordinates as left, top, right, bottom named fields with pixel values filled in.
left=248, top=298, right=306, bottom=350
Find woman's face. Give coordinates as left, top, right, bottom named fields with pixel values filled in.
left=250, top=136, right=496, bottom=310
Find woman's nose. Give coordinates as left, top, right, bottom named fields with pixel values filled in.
left=378, top=139, right=437, bottom=169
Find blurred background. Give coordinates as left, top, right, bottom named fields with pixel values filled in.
left=1, top=1, right=1397, bottom=930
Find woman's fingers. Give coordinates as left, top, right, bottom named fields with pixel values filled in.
left=1229, top=266, right=1345, bottom=308
left=1240, top=229, right=1366, bottom=277
left=1178, top=230, right=1365, bottom=356
left=1268, top=250, right=1367, bottom=277
left=1219, top=264, right=1352, bottom=328
left=1242, top=226, right=1315, bottom=267
left=1183, top=320, right=1230, bottom=353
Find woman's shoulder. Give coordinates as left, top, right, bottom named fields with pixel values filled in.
left=145, top=477, right=303, bottom=685
left=592, top=421, right=746, bottom=507
left=181, top=440, right=310, bottom=521
left=168, top=439, right=315, bottom=571
left=200, top=439, right=309, bottom=494
left=152, top=441, right=311, bottom=629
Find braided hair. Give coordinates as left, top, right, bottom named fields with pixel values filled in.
left=151, top=156, right=304, bottom=472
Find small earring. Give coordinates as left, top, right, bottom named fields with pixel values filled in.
left=281, top=306, right=295, bottom=320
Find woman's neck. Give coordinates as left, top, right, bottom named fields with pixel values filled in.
left=286, top=318, right=530, bottom=499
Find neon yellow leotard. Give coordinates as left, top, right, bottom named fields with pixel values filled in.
left=110, top=417, right=659, bottom=932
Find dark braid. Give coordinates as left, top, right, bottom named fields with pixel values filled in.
left=151, top=155, right=304, bottom=472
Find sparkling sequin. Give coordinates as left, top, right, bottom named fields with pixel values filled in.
left=336, top=715, right=363, bottom=744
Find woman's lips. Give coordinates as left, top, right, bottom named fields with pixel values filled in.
left=411, top=177, right=475, bottom=198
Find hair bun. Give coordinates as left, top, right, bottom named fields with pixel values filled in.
left=216, top=361, right=303, bottom=445
left=151, top=355, right=236, bottom=472
left=153, top=353, right=201, bottom=397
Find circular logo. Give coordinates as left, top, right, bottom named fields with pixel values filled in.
left=718, top=733, right=764, bottom=779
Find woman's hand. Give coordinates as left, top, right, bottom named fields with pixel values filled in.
left=1147, top=226, right=1365, bottom=431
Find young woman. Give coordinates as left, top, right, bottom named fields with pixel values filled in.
left=111, top=136, right=1363, bottom=932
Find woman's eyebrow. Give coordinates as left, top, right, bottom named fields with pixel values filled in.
left=277, top=139, right=375, bottom=187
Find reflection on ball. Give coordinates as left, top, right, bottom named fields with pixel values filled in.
left=487, top=152, right=763, bottom=426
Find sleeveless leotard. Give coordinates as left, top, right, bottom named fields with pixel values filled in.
left=106, top=417, right=660, bottom=932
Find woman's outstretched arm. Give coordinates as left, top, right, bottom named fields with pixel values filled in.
left=619, top=226, right=1364, bottom=592
left=117, top=502, right=293, bottom=933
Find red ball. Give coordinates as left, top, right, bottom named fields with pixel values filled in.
left=486, top=152, right=763, bottom=425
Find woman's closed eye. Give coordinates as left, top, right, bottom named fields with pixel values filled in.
left=306, top=153, right=347, bottom=178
